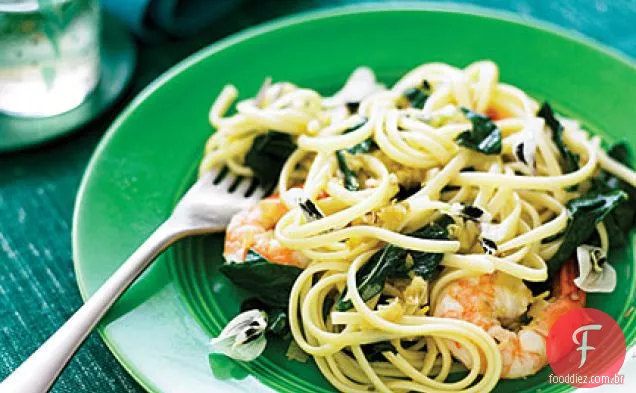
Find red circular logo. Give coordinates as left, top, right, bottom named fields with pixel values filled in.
left=547, top=308, right=626, bottom=388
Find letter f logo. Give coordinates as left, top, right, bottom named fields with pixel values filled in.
left=572, top=324, right=602, bottom=368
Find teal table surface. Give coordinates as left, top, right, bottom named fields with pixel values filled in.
left=1, top=1, right=634, bottom=392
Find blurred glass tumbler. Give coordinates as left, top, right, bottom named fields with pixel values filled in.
left=0, top=0, right=101, bottom=117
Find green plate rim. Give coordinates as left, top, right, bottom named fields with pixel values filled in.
left=72, top=3, right=636, bottom=393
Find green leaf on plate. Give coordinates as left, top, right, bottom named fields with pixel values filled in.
left=548, top=190, right=628, bottom=274
left=589, top=142, right=636, bottom=248
left=537, top=102, right=580, bottom=174
left=244, top=132, right=297, bottom=189
left=455, top=107, right=502, bottom=155
left=335, top=118, right=372, bottom=191
left=401, top=80, right=431, bottom=109
left=336, top=216, right=452, bottom=311
left=220, top=250, right=302, bottom=308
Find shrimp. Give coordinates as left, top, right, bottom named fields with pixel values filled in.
left=223, top=194, right=308, bottom=268
left=433, top=260, right=585, bottom=378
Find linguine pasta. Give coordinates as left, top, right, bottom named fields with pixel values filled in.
left=203, top=61, right=636, bottom=393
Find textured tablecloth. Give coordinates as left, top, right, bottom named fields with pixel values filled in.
left=1, top=1, right=634, bottom=392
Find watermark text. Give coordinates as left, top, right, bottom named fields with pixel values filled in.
left=548, top=373, right=624, bottom=385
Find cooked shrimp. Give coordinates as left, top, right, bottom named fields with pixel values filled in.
left=224, top=194, right=308, bottom=268
left=433, top=260, right=585, bottom=378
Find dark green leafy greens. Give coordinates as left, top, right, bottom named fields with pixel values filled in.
left=336, top=216, right=453, bottom=311
left=244, top=131, right=296, bottom=189
left=346, top=139, right=374, bottom=155
left=548, top=190, right=627, bottom=274
left=401, top=80, right=432, bottom=109
left=537, top=102, right=579, bottom=174
left=336, top=245, right=399, bottom=310
left=541, top=231, right=564, bottom=244
left=455, top=107, right=502, bottom=155
left=336, top=118, right=372, bottom=191
left=322, top=295, right=336, bottom=321
left=240, top=298, right=289, bottom=337
left=361, top=341, right=396, bottom=362
left=220, top=249, right=302, bottom=307
left=531, top=143, right=635, bottom=294
left=226, top=250, right=303, bottom=338
left=589, top=142, right=636, bottom=248
left=264, top=309, right=288, bottom=336
left=336, top=151, right=360, bottom=191
left=343, top=118, right=373, bottom=155
left=410, top=216, right=454, bottom=278
left=396, top=185, right=422, bottom=201
left=345, top=102, right=360, bottom=114
left=543, top=143, right=636, bottom=247
left=346, top=122, right=374, bottom=155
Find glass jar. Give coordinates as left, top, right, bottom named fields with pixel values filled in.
left=0, top=0, right=101, bottom=117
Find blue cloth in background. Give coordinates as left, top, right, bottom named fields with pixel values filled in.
left=100, top=0, right=244, bottom=40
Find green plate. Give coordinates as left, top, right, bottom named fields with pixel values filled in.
left=0, top=13, right=136, bottom=153
left=73, top=4, right=636, bottom=393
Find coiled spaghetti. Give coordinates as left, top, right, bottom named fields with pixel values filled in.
left=202, top=61, right=636, bottom=393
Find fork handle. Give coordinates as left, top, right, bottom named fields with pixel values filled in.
left=0, top=222, right=185, bottom=393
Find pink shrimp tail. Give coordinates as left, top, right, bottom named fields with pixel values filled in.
left=556, top=259, right=586, bottom=306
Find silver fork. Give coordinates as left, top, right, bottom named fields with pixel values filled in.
left=0, top=169, right=266, bottom=393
